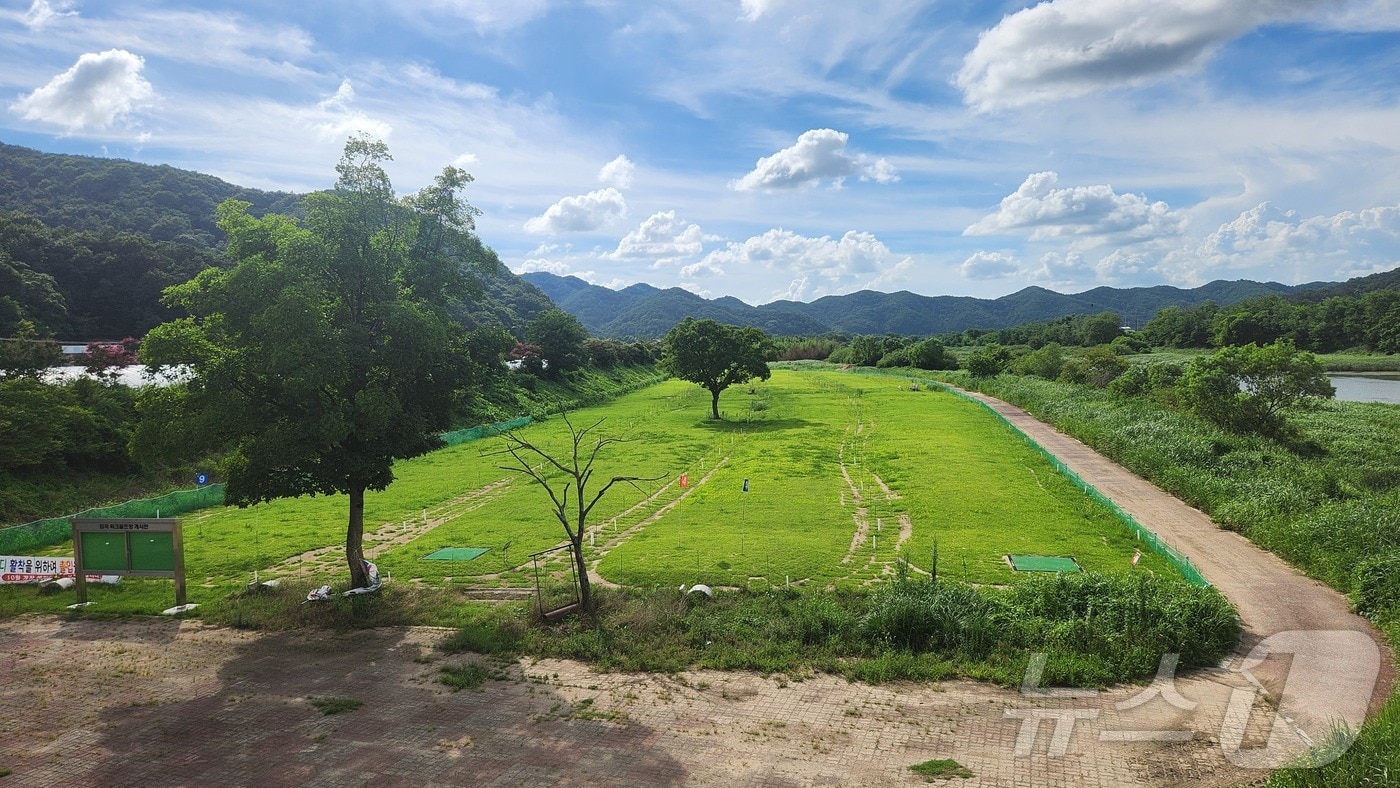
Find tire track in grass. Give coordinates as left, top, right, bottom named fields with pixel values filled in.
left=829, top=420, right=915, bottom=588
left=256, top=477, right=517, bottom=579
left=585, top=457, right=732, bottom=589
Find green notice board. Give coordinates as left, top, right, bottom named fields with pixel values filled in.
left=80, top=532, right=127, bottom=572
left=130, top=532, right=175, bottom=571
left=70, top=518, right=186, bottom=606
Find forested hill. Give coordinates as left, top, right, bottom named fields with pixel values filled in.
left=0, top=142, right=300, bottom=246
left=0, top=142, right=553, bottom=339
left=524, top=271, right=1326, bottom=339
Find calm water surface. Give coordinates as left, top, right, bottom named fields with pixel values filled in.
left=1329, top=373, right=1400, bottom=405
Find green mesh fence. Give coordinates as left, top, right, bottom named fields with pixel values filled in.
left=440, top=416, right=532, bottom=447
left=1, top=417, right=538, bottom=555
left=0, top=484, right=227, bottom=555
left=926, top=380, right=1211, bottom=588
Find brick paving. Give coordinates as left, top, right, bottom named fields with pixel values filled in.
left=3, top=615, right=1283, bottom=787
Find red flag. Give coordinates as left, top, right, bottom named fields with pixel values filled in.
left=679, top=473, right=689, bottom=488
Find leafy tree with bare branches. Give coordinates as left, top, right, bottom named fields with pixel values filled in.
left=496, top=412, right=660, bottom=614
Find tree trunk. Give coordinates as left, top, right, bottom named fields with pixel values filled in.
left=347, top=485, right=368, bottom=588
left=710, top=387, right=721, bottom=419
left=572, top=534, right=593, bottom=613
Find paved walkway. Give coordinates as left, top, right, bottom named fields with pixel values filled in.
left=958, top=387, right=1395, bottom=739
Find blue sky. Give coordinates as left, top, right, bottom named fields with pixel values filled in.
left=3, top=0, right=1400, bottom=305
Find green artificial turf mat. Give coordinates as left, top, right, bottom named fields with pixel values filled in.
left=1006, top=554, right=1081, bottom=573
left=422, top=547, right=489, bottom=561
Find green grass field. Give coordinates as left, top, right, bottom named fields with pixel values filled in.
left=3, top=367, right=1179, bottom=615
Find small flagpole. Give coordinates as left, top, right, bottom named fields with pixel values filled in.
left=740, top=478, right=748, bottom=555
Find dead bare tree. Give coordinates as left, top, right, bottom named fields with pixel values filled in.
left=496, top=411, right=660, bottom=614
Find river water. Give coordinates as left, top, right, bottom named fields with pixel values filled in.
left=41, top=366, right=1400, bottom=404
left=1329, top=373, right=1400, bottom=405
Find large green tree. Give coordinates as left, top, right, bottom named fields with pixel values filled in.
left=660, top=317, right=771, bottom=419
left=1177, top=340, right=1334, bottom=436
left=141, top=137, right=482, bottom=588
left=526, top=308, right=588, bottom=379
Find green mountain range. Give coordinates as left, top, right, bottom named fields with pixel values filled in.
left=523, top=272, right=1330, bottom=339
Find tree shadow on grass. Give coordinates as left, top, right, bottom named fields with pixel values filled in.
left=693, top=416, right=814, bottom=434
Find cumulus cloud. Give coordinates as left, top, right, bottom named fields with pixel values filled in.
left=956, top=0, right=1321, bottom=111
left=598, top=154, right=635, bottom=188
left=515, top=258, right=573, bottom=275
left=609, top=210, right=707, bottom=262
left=23, top=0, right=76, bottom=29
left=960, top=251, right=1020, bottom=280
left=1028, top=251, right=1096, bottom=285
left=313, top=79, right=392, bottom=141
left=965, top=171, right=1185, bottom=242
left=1193, top=201, right=1400, bottom=277
left=696, top=228, right=910, bottom=301
left=739, top=0, right=782, bottom=21
left=523, top=187, right=627, bottom=234
left=730, top=129, right=898, bottom=191
left=12, top=49, right=153, bottom=132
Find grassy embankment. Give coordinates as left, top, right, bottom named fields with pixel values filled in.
left=914, top=368, right=1400, bottom=786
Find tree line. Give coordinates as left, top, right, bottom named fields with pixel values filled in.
left=1141, top=291, right=1400, bottom=353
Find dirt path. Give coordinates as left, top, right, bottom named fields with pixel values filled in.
left=956, top=387, right=1395, bottom=740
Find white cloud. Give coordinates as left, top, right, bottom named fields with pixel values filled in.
left=523, top=187, right=627, bottom=234
left=738, top=0, right=781, bottom=22
left=960, top=251, right=1020, bottom=280
left=516, top=258, right=572, bottom=275
left=598, top=154, right=635, bottom=189
left=1192, top=201, right=1400, bottom=278
left=696, top=227, right=910, bottom=301
left=313, top=79, right=393, bottom=142
left=730, top=128, right=898, bottom=191
left=1028, top=251, right=1096, bottom=286
left=23, top=0, right=76, bottom=29
left=956, top=0, right=1322, bottom=111
left=11, top=49, right=154, bottom=132
left=412, top=0, right=551, bottom=32
left=451, top=152, right=479, bottom=168
left=609, top=210, right=706, bottom=262
left=964, top=171, right=1185, bottom=242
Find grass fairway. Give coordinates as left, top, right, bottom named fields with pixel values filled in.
left=5, top=367, right=1177, bottom=615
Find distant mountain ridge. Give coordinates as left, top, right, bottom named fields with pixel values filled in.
left=524, top=272, right=1332, bottom=338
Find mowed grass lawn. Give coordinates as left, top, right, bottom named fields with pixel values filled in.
left=11, top=367, right=1177, bottom=612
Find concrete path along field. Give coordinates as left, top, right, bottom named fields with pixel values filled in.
left=955, top=386, right=1394, bottom=753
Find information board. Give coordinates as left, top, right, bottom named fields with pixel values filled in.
left=70, top=518, right=185, bottom=606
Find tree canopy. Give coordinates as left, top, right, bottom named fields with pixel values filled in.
left=1178, top=340, right=1334, bottom=436
left=141, top=136, right=484, bottom=588
left=526, top=308, right=588, bottom=378
left=659, top=317, right=771, bottom=419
